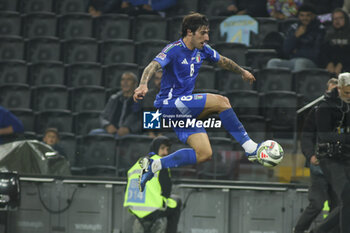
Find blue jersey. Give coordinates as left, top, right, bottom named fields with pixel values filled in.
left=153, top=38, right=220, bottom=108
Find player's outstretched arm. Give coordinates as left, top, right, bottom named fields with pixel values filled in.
left=217, top=55, right=256, bottom=85
left=133, top=61, right=161, bottom=102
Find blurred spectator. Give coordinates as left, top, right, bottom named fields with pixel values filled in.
left=267, top=0, right=302, bottom=19
left=0, top=106, right=24, bottom=145
left=222, top=0, right=269, bottom=17
left=143, top=69, right=163, bottom=138
left=322, top=8, right=350, bottom=75
left=267, top=4, right=325, bottom=72
left=143, top=69, right=162, bottom=109
left=88, top=0, right=122, bottom=17
left=304, top=0, right=343, bottom=15
left=42, top=128, right=66, bottom=157
left=89, top=72, right=141, bottom=138
left=120, top=0, right=176, bottom=16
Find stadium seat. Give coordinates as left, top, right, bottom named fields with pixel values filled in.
left=74, top=110, right=101, bottom=135
left=136, top=40, right=168, bottom=66
left=58, top=13, right=92, bottom=40
left=66, top=62, right=103, bottom=87
left=103, top=63, right=139, bottom=89
left=250, top=17, right=279, bottom=48
left=216, top=68, right=253, bottom=92
left=55, top=0, right=87, bottom=14
left=76, top=134, right=117, bottom=176
left=0, top=36, right=24, bottom=60
left=32, top=85, right=69, bottom=111
left=225, top=90, right=260, bottom=116
left=278, top=18, right=298, bottom=35
left=56, top=132, right=76, bottom=166
left=26, top=37, right=61, bottom=62
left=0, top=11, right=21, bottom=36
left=245, top=49, right=278, bottom=70
left=197, top=137, right=236, bottom=180
left=198, top=0, right=229, bottom=16
left=22, top=12, right=57, bottom=38
left=166, top=0, right=199, bottom=16
left=116, top=135, right=153, bottom=176
left=99, top=39, right=135, bottom=65
left=262, top=91, right=298, bottom=141
left=9, top=108, right=35, bottom=133
left=70, top=86, right=106, bottom=112
left=208, top=16, right=227, bottom=43
left=214, top=42, right=247, bottom=66
left=28, top=61, right=65, bottom=85
left=62, top=38, right=98, bottom=64
left=257, top=68, right=293, bottom=93
left=133, top=15, right=167, bottom=41
left=167, top=16, right=183, bottom=42
left=0, top=84, right=31, bottom=109
left=239, top=115, right=267, bottom=142
left=19, top=0, right=53, bottom=13
left=0, top=0, right=18, bottom=11
left=195, top=65, right=215, bottom=90
left=0, top=60, right=28, bottom=84
left=94, top=14, right=131, bottom=40
left=294, top=69, right=332, bottom=104
left=35, top=109, right=73, bottom=134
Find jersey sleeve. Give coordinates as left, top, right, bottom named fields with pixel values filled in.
left=203, top=44, right=220, bottom=63
left=153, top=44, right=176, bottom=68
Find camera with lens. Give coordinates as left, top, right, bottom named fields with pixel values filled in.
left=317, top=141, right=344, bottom=159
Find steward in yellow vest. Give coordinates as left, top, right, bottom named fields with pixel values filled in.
left=124, top=136, right=181, bottom=233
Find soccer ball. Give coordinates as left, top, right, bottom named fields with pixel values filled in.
left=257, top=140, right=284, bottom=167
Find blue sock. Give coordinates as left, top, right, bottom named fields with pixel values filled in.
left=160, top=149, right=197, bottom=169
left=219, top=108, right=250, bottom=145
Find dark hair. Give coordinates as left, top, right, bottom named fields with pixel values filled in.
left=149, top=136, right=171, bottom=154
left=298, top=3, right=316, bottom=14
left=181, top=12, right=209, bottom=38
left=44, top=128, right=59, bottom=138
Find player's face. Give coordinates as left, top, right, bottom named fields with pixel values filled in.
left=338, top=85, right=350, bottom=103
left=192, top=26, right=209, bottom=49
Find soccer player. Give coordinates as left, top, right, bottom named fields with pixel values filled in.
left=134, top=12, right=260, bottom=192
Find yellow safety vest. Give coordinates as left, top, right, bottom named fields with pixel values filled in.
left=123, top=154, right=177, bottom=218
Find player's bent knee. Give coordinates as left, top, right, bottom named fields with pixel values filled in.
left=195, top=148, right=213, bottom=163
left=217, top=95, right=231, bottom=110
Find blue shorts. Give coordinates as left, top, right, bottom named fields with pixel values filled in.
left=160, top=93, right=207, bottom=143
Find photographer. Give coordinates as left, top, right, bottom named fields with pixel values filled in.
left=313, top=73, right=350, bottom=233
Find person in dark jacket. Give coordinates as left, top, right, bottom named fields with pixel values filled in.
left=89, top=72, right=141, bottom=138
left=293, top=78, right=338, bottom=233
left=322, top=8, right=350, bottom=75
left=124, top=136, right=181, bottom=233
left=267, top=4, right=325, bottom=72
left=0, top=106, right=24, bottom=145
left=311, top=72, right=350, bottom=233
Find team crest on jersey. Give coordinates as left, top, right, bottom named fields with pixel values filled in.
left=156, top=52, right=167, bottom=60
left=195, top=52, right=201, bottom=63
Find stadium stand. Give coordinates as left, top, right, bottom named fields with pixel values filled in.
left=66, top=62, right=103, bottom=87
left=35, top=109, right=73, bottom=134
left=94, top=14, right=131, bottom=40
left=22, top=12, right=57, bottom=38
left=0, top=36, right=24, bottom=60
left=32, top=84, right=69, bottom=111
left=62, top=38, right=98, bottom=64
left=0, top=11, right=21, bottom=36
left=70, top=86, right=106, bottom=112
left=28, top=61, right=65, bottom=85
left=103, top=62, right=139, bottom=89
left=19, top=0, right=53, bottom=13
left=256, top=67, right=293, bottom=93
left=0, top=83, right=31, bottom=109
left=226, top=90, right=260, bottom=116
left=26, top=37, right=61, bottom=62
left=0, top=60, right=28, bottom=85
left=73, top=110, right=101, bottom=135
left=99, top=39, right=136, bottom=65
left=133, top=14, right=167, bottom=41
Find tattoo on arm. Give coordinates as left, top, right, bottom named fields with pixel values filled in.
left=217, top=55, right=244, bottom=74
left=140, top=61, right=161, bottom=85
